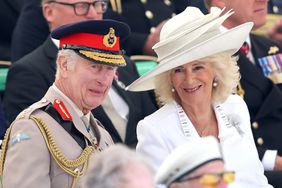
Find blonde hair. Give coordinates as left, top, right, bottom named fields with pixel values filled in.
left=155, top=53, right=240, bottom=105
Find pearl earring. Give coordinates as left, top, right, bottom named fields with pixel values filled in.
left=213, top=82, right=218, bottom=87
left=171, top=88, right=175, bottom=92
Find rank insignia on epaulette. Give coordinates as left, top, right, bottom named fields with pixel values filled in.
left=103, top=27, right=117, bottom=48
left=268, top=46, right=279, bottom=55
left=53, top=99, right=72, bottom=121
left=11, top=133, right=30, bottom=146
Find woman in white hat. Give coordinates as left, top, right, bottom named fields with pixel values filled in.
left=127, top=6, right=272, bottom=188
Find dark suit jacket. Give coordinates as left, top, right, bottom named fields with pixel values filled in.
left=10, top=5, right=127, bottom=62
left=3, top=37, right=157, bottom=147
left=11, top=0, right=49, bottom=62
left=238, top=34, right=282, bottom=159
left=0, top=98, right=8, bottom=139
left=109, top=0, right=190, bottom=55
left=0, top=0, right=24, bottom=60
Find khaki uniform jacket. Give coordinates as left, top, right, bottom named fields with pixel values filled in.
left=2, top=86, right=114, bottom=188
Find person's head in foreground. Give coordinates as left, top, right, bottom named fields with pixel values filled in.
left=155, top=136, right=235, bottom=188
left=51, top=19, right=130, bottom=114
left=83, top=144, right=155, bottom=188
left=126, top=6, right=253, bottom=109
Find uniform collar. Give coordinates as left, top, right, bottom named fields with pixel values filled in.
left=51, top=84, right=90, bottom=121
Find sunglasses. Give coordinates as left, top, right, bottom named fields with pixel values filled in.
left=177, top=171, right=235, bottom=187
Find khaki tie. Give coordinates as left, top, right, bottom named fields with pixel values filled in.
left=80, top=115, right=98, bottom=146
left=81, top=116, right=91, bottom=132
left=102, top=95, right=127, bottom=141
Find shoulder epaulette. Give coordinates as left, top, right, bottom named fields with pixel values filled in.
left=15, top=98, right=50, bottom=121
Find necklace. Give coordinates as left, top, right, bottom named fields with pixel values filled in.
left=176, top=103, right=230, bottom=138
left=198, top=123, right=212, bottom=137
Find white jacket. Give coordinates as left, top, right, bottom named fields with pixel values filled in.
left=136, top=94, right=272, bottom=188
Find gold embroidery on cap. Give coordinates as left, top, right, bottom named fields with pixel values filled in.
left=103, top=27, right=117, bottom=48
left=79, top=50, right=125, bottom=65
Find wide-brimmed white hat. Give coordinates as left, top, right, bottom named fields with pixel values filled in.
left=155, top=136, right=223, bottom=186
left=126, top=6, right=253, bottom=91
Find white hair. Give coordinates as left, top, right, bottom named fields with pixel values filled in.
left=55, top=49, right=79, bottom=80
left=83, top=144, right=153, bottom=188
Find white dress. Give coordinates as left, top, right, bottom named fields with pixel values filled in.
left=136, top=94, right=272, bottom=188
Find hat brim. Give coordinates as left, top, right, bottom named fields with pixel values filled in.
left=126, top=22, right=253, bottom=91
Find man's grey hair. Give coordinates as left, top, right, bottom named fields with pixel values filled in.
left=83, top=144, right=153, bottom=188
left=55, top=49, right=79, bottom=80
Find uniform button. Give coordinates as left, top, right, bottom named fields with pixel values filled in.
left=252, top=122, right=259, bottom=129
left=257, top=137, right=264, bottom=145
left=140, top=0, right=147, bottom=4
left=145, top=10, right=154, bottom=19
left=273, top=6, right=279, bottom=14
left=150, top=27, right=156, bottom=33
left=164, top=0, right=171, bottom=6
left=41, top=98, right=47, bottom=103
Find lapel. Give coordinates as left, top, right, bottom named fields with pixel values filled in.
left=112, top=80, right=129, bottom=103
left=112, top=80, right=140, bottom=142
left=91, top=105, right=122, bottom=143
left=238, top=53, right=266, bottom=90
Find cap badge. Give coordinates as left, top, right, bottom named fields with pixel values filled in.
left=103, top=27, right=117, bottom=48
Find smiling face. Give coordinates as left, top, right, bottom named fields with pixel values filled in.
left=56, top=52, right=116, bottom=113
left=170, top=61, right=215, bottom=107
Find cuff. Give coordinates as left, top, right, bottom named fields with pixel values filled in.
left=262, top=150, right=278, bottom=170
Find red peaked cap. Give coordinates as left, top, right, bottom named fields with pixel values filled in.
left=51, top=19, right=131, bottom=67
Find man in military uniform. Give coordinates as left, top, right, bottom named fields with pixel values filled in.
left=205, top=0, right=282, bottom=186
left=3, top=0, right=157, bottom=148
left=0, top=19, right=130, bottom=188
